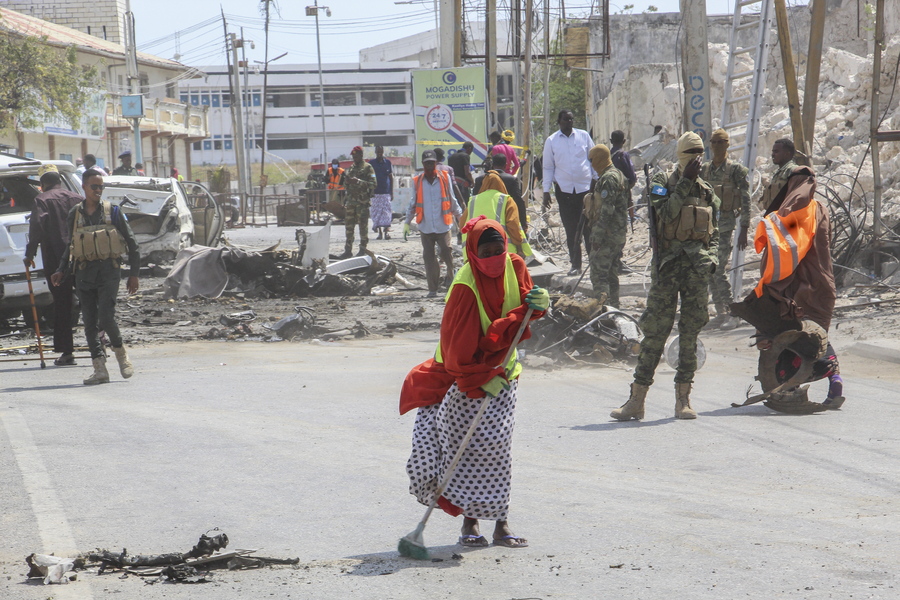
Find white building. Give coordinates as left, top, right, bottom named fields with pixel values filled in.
left=179, top=62, right=418, bottom=165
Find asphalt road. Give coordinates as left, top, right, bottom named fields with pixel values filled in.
left=1, top=327, right=898, bottom=599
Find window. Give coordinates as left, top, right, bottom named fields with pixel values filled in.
left=214, top=140, right=222, bottom=150
left=361, top=89, right=406, bottom=105
left=497, top=74, right=514, bottom=103
left=497, top=107, right=514, bottom=131
left=60, top=153, right=73, bottom=162
left=192, top=141, right=202, bottom=151
left=139, top=73, right=150, bottom=96
left=269, top=90, right=306, bottom=108
left=267, top=138, right=308, bottom=150
left=25, top=152, right=34, bottom=158
left=252, top=93, right=261, bottom=107
left=180, top=94, right=189, bottom=103
left=310, top=93, right=321, bottom=107
left=203, top=140, right=212, bottom=150
left=224, top=140, right=233, bottom=150
left=190, top=94, right=199, bottom=106
left=211, top=93, right=220, bottom=107
left=324, top=91, right=356, bottom=106
left=201, top=94, right=210, bottom=106
left=166, top=83, right=177, bottom=99
left=222, top=94, right=231, bottom=108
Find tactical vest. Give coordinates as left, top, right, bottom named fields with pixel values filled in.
left=70, top=201, right=127, bottom=265
left=703, top=162, right=738, bottom=212
left=434, top=255, right=522, bottom=381
left=659, top=171, right=714, bottom=244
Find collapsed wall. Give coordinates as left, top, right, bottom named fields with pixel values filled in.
left=587, top=0, right=900, bottom=267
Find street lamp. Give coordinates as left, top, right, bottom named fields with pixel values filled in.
left=306, top=1, right=331, bottom=165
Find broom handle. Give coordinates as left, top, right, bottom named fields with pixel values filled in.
left=419, top=307, right=535, bottom=524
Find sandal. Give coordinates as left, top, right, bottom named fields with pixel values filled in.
left=458, top=535, right=489, bottom=547
left=493, top=535, right=528, bottom=548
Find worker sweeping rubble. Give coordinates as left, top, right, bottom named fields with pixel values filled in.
left=398, top=217, right=546, bottom=555
left=730, top=140, right=844, bottom=413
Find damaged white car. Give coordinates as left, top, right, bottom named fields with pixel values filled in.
left=101, top=176, right=225, bottom=264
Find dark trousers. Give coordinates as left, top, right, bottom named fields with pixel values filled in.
left=46, top=271, right=76, bottom=354
left=76, top=261, right=124, bottom=359
left=421, top=231, right=454, bottom=292
left=554, top=185, right=591, bottom=269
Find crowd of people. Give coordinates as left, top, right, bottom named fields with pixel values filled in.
left=24, top=119, right=843, bottom=553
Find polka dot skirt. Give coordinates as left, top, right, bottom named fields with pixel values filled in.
left=406, top=380, right=517, bottom=521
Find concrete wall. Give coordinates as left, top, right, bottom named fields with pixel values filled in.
left=3, top=0, right=126, bottom=44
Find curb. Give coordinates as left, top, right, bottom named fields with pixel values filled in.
left=844, top=342, right=900, bottom=365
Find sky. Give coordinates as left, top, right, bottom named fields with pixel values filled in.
left=132, top=0, right=753, bottom=69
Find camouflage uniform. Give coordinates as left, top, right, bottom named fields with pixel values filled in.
left=758, top=159, right=796, bottom=212
left=342, top=161, right=376, bottom=254
left=700, top=159, right=750, bottom=309
left=587, top=164, right=628, bottom=307
left=633, top=168, right=719, bottom=386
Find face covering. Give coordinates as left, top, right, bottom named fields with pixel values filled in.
left=471, top=252, right=506, bottom=278
left=589, top=144, right=612, bottom=174
left=710, top=129, right=729, bottom=163
left=676, top=131, right=704, bottom=171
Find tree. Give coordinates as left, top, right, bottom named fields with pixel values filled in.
left=0, top=31, right=97, bottom=132
left=532, top=37, right=587, bottom=149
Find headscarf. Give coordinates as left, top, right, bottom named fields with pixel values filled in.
left=676, top=131, right=704, bottom=171
left=461, top=216, right=509, bottom=321
left=710, top=128, right=729, bottom=163
left=588, top=143, right=612, bottom=174
left=501, top=129, right=515, bottom=143
left=478, top=170, right=508, bottom=195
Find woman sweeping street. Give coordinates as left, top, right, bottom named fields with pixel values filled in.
left=399, top=217, right=548, bottom=548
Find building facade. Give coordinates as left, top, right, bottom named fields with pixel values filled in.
left=179, top=62, right=418, bottom=166
left=0, top=6, right=206, bottom=177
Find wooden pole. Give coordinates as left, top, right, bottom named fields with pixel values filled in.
left=871, top=0, right=885, bottom=275
left=487, top=0, right=498, bottom=131
left=773, top=0, right=806, bottom=160
left=801, top=0, right=827, bottom=158
left=523, top=0, right=533, bottom=180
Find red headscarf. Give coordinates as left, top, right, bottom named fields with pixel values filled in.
left=462, top=216, right=509, bottom=321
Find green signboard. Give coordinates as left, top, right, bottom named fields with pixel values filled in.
left=411, top=66, right=487, bottom=168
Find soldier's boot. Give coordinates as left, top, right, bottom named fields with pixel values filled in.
left=674, top=382, right=698, bottom=419
left=83, top=357, right=110, bottom=386
left=610, top=383, right=649, bottom=421
left=338, top=245, right=353, bottom=260
left=112, top=345, right=134, bottom=379
left=706, top=304, right=728, bottom=328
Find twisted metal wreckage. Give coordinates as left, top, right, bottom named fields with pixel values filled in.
left=25, top=531, right=299, bottom=585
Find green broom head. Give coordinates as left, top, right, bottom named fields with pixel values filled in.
left=398, top=533, right=430, bottom=560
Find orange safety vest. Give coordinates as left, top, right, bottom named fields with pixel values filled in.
left=753, top=199, right=818, bottom=297
left=414, top=170, right=453, bottom=226
left=327, top=167, right=344, bottom=190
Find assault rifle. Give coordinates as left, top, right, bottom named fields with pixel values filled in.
left=644, top=164, right=658, bottom=275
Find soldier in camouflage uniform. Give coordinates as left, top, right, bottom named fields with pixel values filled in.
left=611, top=131, right=719, bottom=421
left=585, top=144, right=629, bottom=307
left=340, top=146, right=377, bottom=258
left=702, top=129, right=750, bottom=329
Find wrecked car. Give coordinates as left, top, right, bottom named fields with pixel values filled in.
left=102, top=176, right=225, bottom=264
left=0, top=154, right=83, bottom=324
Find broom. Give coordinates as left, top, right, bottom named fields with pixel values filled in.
left=398, top=307, right=535, bottom=560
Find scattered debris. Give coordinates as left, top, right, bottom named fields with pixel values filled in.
left=523, top=295, right=643, bottom=365
left=25, top=531, right=300, bottom=586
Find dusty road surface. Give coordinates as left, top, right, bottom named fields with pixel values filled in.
left=1, top=323, right=899, bottom=599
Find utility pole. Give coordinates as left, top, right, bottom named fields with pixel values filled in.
left=871, top=0, right=885, bottom=275
left=523, top=0, right=533, bottom=161
left=679, top=0, right=712, bottom=144
left=123, top=0, right=143, bottom=168
left=228, top=33, right=249, bottom=201
left=543, top=0, right=550, bottom=141
left=486, top=0, right=497, bottom=131
left=801, top=0, right=827, bottom=158
left=240, top=27, right=254, bottom=191
left=773, top=0, right=806, bottom=160
left=260, top=0, right=272, bottom=196
left=512, top=0, right=522, bottom=135
left=438, top=0, right=456, bottom=68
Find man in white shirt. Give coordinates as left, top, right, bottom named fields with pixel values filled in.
left=542, top=110, right=597, bottom=276
left=405, top=150, right=463, bottom=298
